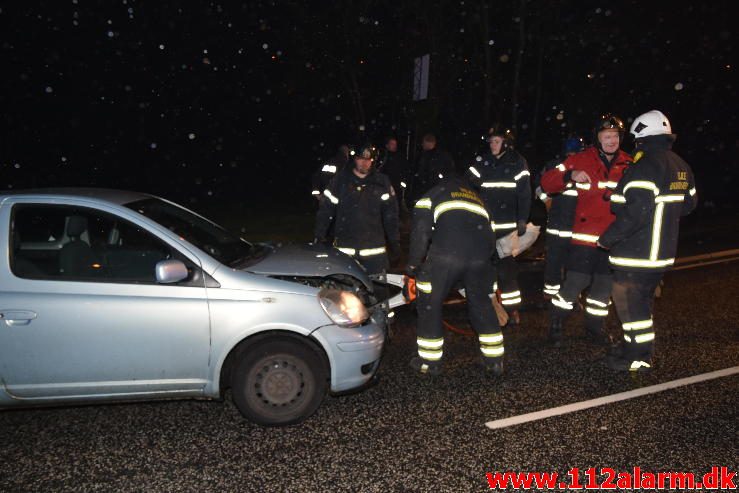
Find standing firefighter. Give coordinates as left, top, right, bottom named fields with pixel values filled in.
left=540, top=114, right=631, bottom=346
left=407, top=174, right=503, bottom=376
left=599, top=110, right=697, bottom=372
left=467, top=127, right=531, bottom=326
left=314, top=144, right=400, bottom=275
left=536, top=136, right=585, bottom=299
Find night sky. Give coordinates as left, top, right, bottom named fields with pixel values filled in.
left=1, top=1, right=735, bottom=212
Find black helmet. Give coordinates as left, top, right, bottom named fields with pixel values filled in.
left=595, top=114, right=625, bottom=138
left=354, top=143, right=377, bottom=161
left=485, top=127, right=515, bottom=149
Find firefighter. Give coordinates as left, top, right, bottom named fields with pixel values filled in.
left=314, top=144, right=400, bottom=275
left=540, top=114, right=632, bottom=347
left=407, top=173, right=503, bottom=376
left=310, top=144, right=350, bottom=200
left=536, top=136, right=585, bottom=299
left=466, top=127, right=531, bottom=326
left=598, top=110, right=697, bottom=372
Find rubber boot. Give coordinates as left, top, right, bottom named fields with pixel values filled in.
left=482, top=358, right=504, bottom=377
left=409, top=356, right=441, bottom=375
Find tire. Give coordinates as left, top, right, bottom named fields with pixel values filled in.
left=231, top=337, right=328, bottom=426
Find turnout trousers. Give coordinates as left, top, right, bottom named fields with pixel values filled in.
left=550, top=245, right=612, bottom=334
left=610, top=270, right=662, bottom=362
left=543, top=233, right=570, bottom=297
left=497, top=255, right=522, bottom=312
left=415, top=253, right=503, bottom=364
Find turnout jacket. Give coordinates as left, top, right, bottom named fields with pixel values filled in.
left=311, top=152, right=347, bottom=198
left=409, top=176, right=495, bottom=267
left=466, top=148, right=531, bottom=235
left=540, top=146, right=631, bottom=247
left=314, top=167, right=399, bottom=252
left=599, top=135, right=697, bottom=272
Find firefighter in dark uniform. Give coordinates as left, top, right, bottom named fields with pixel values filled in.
left=407, top=173, right=503, bottom=376
left=311, top=144, right=350, bottom=200
left=599, top=110, right=697, bottom=372
left=314, top=144, right=400, bottom=275
left=466, top=127, right=531, bottom=326
left=541, top=114, right=631, bottom=347
left=536, top=136, right=585, bottom=299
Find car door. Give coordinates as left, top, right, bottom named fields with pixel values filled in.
left=0, top=200, right=211, bottom=401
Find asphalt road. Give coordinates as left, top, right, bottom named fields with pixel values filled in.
left=2, top=254, right=738, bottom=492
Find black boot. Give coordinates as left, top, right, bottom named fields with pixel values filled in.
left=409, top=356, right=442, bottom=375
left=585, top=319, right=612, bottom=346
left=482, top=358, right=504, bottom=377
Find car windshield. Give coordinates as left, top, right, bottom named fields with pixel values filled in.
left=125, top=198, right=262, bottom=267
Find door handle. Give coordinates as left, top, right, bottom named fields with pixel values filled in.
left=0, top=310, right=38, bottom=326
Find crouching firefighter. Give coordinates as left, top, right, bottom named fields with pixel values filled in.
left=406, top=173, right=504, bottom=376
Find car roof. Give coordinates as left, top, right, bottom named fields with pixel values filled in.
left=0, top=187, right=156, bottom=206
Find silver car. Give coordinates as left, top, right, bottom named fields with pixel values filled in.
left=0, top=188, right=386, bottom=425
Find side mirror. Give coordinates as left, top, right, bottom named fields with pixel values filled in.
left=155, top=259, right=189, bottom=284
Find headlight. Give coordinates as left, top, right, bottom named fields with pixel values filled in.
left=318, top=288, right=369, bottom=327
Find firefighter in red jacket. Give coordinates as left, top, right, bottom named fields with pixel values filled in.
left=599, top=110, right=697, bottom=372
left=540, top=114, right=631, bottom=346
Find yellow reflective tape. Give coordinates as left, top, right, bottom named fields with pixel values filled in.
left=575, top=183, right=591, bottom=190
left=556, top=163, right=566, bottom=171
left=492, top=222, right=516, bottom=232
left=634, top=332, right=655, bottom=344
left=586, top=298, right=609, bottom=307
left=311, top=190, right=321, bottom=195
left=468, top=166, right=481, bottom=178
left=610, top=194, right=626, bottom=203
left=514, top=170, right=530, bottom=181
left=598, top=181, right=618, bottom=189
left=433, top=200, right=489, bottom=223
left=586, top=306, right=609, bottom=317
left=323, top=189, right=339, bottom=204
left=609, top=256, right=675, bottom=268
left=623, top=334, right=632, bottom=343
left=416, top=281, right=432, bottom=293
left=381, top=193, right=390, bottom=201
left=500, top=290, right=521, bottom=299
left=481, top=346, right=505, bottom=357
left=563, top=189, right=579, bottom=197
left=689, top=187, right=697, bottom=196
left=650, top=202, right=664, bottom=261
left=623, top=319, right=653, bottom=331
left=321, top=164, right=337, bottom=173
left=655, top=194, right=685, bottom=203
left=478, top=333, right=504, bottom=344
left=552, top=295, right=573, bottom=310
left=336, top=247, right=356, bottom=255
left=501, top=297, right=522, bottom=306
left=417, top=337, right=444, bottom=349
left=630, top=360, right=651, bottom=371
left=415, top=198, right=432, bottom=209
left=572, top=233, right=599, bottom=243
left=481, top=182, right=516, bottom=188
left=359, top=246, right=386, bottom=256
left=624, top=180, right=659, bottom=195
left=418, top=349, right=443, bottom=361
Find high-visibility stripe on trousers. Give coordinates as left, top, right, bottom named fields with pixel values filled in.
left=478, top=332, right=504, bottom=359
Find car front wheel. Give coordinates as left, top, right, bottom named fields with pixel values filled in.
left=231, top=337, right=328, bottom=426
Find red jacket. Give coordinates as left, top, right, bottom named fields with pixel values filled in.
left=540, top=146, right=631, bottom=247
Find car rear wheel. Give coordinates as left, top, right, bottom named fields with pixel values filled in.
left=231, top=337, right=328, bottom=426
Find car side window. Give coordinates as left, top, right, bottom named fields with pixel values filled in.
left=10, top=204, right=200, bottom=285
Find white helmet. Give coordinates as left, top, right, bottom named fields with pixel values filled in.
left=630, top=110, right=672, bottom=138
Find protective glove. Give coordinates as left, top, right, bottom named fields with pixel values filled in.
left=388, top=242, right=402, bottom=262
left=517, top=220, right=527, bottom=237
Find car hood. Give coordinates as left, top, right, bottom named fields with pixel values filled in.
left=244, top=243, right=373, bottom=290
